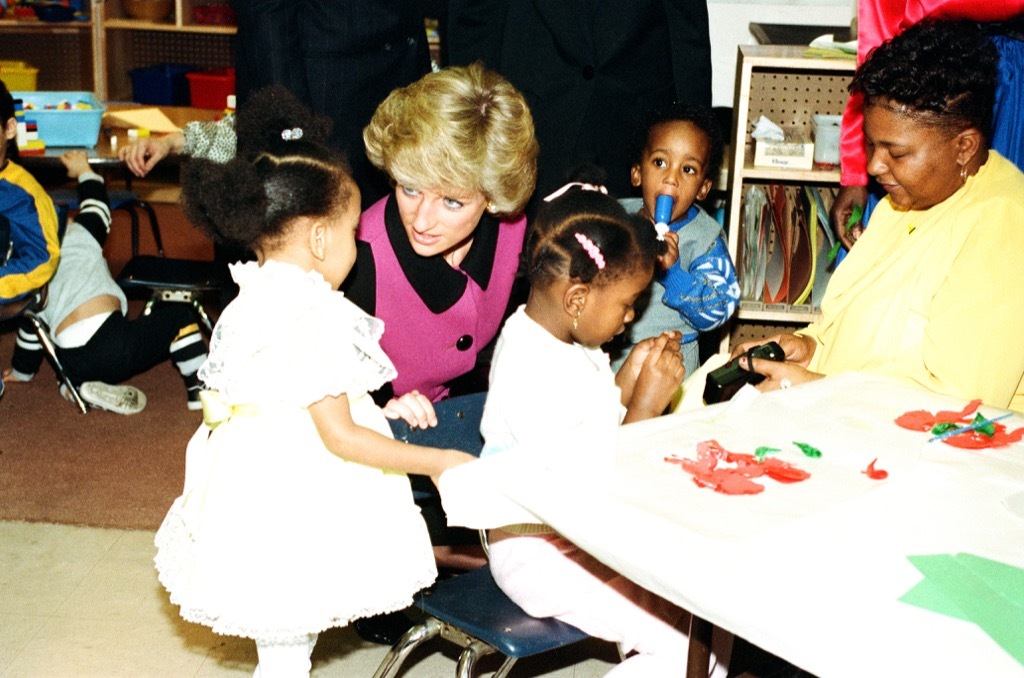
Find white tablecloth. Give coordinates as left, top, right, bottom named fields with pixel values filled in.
left=442, top=372, right=1024, bottom=677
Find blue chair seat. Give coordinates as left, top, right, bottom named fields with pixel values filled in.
left=374, top=393, right=591, bottom=678
left=419, top=565, right=589, bottom=658
left=374, top=566, right=589, bottom=678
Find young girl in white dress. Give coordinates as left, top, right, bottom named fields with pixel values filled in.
left=479, top=177, right=729, bottom=676
left=154, top=96, right=474, bottom=677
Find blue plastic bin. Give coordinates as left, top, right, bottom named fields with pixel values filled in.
left=129, top=64, right=196, bottom=106
left=11, top=91, right=105, bottom=147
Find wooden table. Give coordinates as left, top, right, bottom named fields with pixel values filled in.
left=20, top=104, right=223, bottom=198
left=20, top=104, right=222, bottom=168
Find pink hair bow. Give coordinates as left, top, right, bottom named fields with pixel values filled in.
left=574, top=233, right=606, bottom=269
left=543, top=182, right=609, bottom=202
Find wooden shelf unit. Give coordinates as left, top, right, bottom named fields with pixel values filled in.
left=0, top=16, right=99, bottom=92
left=723, top=45, right=855, bottom=345
left=102, top=0, right=235, bottom=102
left=0, top=0, right=235, bottom=103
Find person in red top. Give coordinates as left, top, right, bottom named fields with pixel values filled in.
left=830, top=0, right=1024, bottom=249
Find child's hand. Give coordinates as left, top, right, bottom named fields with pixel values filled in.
left=657, top=230, right=680, bottom=271
left=624, top=332, right=685, bottom=422
left=382, top=390, right=438, bottom=429
left=118, top=133, right=183, bottom=178
left=59, top=150, right=91, bottom=180
left=618, top=330, right=682, bottom=389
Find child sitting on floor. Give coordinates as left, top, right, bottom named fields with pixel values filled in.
left=609, top=102, right=739, bottom=377
left=0, top=79, right=207, bottom=413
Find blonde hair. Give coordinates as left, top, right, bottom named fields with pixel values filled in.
left=363, top=62, right=538, bottom=216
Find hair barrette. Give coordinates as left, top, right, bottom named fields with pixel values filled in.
left=281, top=127, right=304, bottom=141
left=543, top=182, right=609, bottom=202
left=575, top=233, right=606, bottom=270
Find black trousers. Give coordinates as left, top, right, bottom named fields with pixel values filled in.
left=59, top=304, right=196, bottom=387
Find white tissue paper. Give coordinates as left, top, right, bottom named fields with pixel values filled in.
left=751, top=115, right=786, bottom=142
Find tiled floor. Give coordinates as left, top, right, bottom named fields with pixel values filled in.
left=0, top=521, right=618, bottom=677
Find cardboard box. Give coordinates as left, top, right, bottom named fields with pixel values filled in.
left=11, top=91, right=105, bottom=147
left=753, top=129, right=814, bottom=170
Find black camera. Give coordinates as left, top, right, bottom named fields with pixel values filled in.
left=703, top=341, right=785, bottom=404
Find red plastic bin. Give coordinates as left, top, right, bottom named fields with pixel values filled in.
left=185, top=68, right=235, bottom=109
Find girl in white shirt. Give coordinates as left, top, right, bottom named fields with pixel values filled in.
left=480, top=178, right=726, bottom=677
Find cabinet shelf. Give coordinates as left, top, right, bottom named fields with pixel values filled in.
left=740, top=144, right=841, bottom=183
left=104, top=19, right=236, bottom=35
left=736, top=302, right=822, bottom=323
left=723, top=45, right=855, bottom=348
left=0, top=18, right=93, bottom=32
left=0, top=1, right=235, bottom=101
left=0, top=14, right=98, bottom=92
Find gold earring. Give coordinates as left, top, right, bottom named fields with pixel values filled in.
left=959, top=163, right=968, bottom=184
left=572, top=308, right=582, bottom=330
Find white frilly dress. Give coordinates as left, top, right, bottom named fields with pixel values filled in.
left=154, top=260, right=437, bottom=644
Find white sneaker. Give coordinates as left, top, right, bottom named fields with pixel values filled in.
left=79, top=381, right=147, bottom=415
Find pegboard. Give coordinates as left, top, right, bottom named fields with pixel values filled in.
left=728, top=320, right=807, bottom=348
left=746, top=71, right=851, bottom=140
left=105, top=29, right=234, bottom=101
left=0, top=32, right=93, bottom=91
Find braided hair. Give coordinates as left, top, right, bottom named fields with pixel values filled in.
left=526, top=167, right=664, bottom=289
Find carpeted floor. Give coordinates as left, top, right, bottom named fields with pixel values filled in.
left=0, top=323, right=202, bottom=530
left=1, top=202, right=215, bottom=531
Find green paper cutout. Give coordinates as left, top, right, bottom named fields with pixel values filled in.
left=753, top=446, right=780, bottom=463
left=845, top=203, right=864, bottom=233
left=792, top=441, right=822, bottom=458
left=971, top=413, right=997, bottom=437
left=900, top=553, right=1024, bottom=666
left=931, top=421, right=959, bottom=435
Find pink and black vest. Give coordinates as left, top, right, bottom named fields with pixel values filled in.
left=357, top=195, right=526, bottom=402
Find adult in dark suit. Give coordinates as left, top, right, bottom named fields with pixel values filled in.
left=446, top=0, right=712, bottom=210
left=231, top=0, right=434, bottom=208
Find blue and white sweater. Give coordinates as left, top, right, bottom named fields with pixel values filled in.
left=612, top=199, right=739, bottom=375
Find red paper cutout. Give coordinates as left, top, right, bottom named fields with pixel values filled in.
left=862, top=458, right=888, bottom=480
left=894, top=399, right=982, bottom=431
left=665, top=439, right=810, bottom=495
left=941, top=427, right=1024, bottom=449
left=894, top=400, right=1024, bottom=449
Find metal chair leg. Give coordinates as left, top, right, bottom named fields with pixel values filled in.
left=456, top=640, right=496, bottom=678
left=372, top=618, right=443, bottom=678
left=118, top=202, right=142, bottom=258
left=28, top=314, right=87, bottom=413
left=491, top=656, right=519, bottom=678
left=135, top=199, right=164, bottom=256
left=191, top=300, right=215, bottom=333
